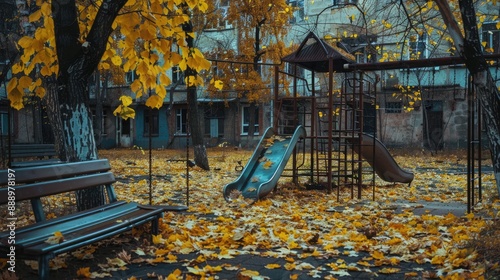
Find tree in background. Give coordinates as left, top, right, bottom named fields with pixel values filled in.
left=0, top=0, right=21, bottom=86
left=6, top=0, right=212, bottom=210
left=203, top=0, right=294, bottom=146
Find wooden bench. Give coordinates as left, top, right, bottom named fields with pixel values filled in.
left=0, top=159, right=187, bottom=280
left=7, top=144, right=61, bottom=168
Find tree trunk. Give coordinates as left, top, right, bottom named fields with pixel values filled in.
left=183, top=11, right=210, bottom=170
left=188, top=87, right=210, bottom=170
left=434, top=0, right=500, bottom=194
left=94, top=71, right=103, bottom=148
left=51, top=0, right=128, bottom=210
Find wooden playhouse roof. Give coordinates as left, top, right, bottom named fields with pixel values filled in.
left=282, top=32, right=356, bottom=73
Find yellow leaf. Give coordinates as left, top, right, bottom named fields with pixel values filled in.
left=120, top=95, right=133, bottom=106
left=239, top=269, right=260, bottom=277
left=76, top=267, right=91, bottom=278
left=167, top=269, right=182, bottom=280
left=431, top=255, right=445, bottom=265
left=263, top=160, right=273, bottom=169
left=7, top=87, right=24, bottom=110
left=179, top=58, right=187, bottom=71
left=145, top=95, right=163, bottom=109
left=379, top=267, right=401, bottom=274
left=152, top=234, right=165, bottom=244
left=18, top=36, right=33, bottom=49
left=159, top=73, right=171, bottom=86
left=29, top=9, right=42, bottom=22
left=111, top=56, right=122, bottom=66
left=371, top=251, right=384, bottom=260
left=45, top=231, right=65, bottom=244
left=18, top=76, right=32, bottom=89
left=35, top=86, right=46, bottom=98
left=7, top=77, right=17, bottom=93
left=265, top=263, right=281, bottom=269
left=214, top=80, right=224, bottom=90
left=100, top=62, right=110, bottom=70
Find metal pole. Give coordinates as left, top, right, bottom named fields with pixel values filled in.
left=186, top=111, right=190, bottom=207
left=467, top=74, right=472, bottom=213
left=149, top=108, right=153, bottom=205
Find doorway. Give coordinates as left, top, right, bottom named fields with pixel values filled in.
left=423, top=100, right=443, bottom=150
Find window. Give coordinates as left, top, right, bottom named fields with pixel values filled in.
left=92, top=110, right=107, bottom=136
left=409, top=33, right=428, bottom=59
left=482, top=22, right=500, bottom=53
left=144, top=110, right=159, bottom=136
left=355, top=49, right=377, bottom=64
left=242, top=106, right=259, bottom=135
left=176, top=108, right=188, bottom=134
left=219, top=6, right=232, bottom=29
left=385, top=102, right=402, bottom=113
left=286, top=62, right=305, bottom=78
left=288, top=0, right=304, bottom=24
left=126, top=70, right=137, bottom=84
left=172, top=66, right=185, bottom=85
left=205, top=0, right=232, bottom=30
left=333, top=0, right=358, bottom=5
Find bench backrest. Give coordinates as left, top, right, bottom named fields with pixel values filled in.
left=7, top=144, right=57, bottom=158
left=0, top=159, right=118, bottom=221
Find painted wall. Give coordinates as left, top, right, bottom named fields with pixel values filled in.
left=134, top=106, right=170, bottom=149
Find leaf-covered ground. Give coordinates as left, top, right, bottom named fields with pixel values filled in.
left=1, top=147, right=499, bottom=280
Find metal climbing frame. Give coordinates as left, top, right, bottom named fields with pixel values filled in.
left=273, top=64, right=376, bottom=201
left=467, top=74, right=483, bottom=213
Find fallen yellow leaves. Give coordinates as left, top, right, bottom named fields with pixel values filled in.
left=4, top=148, right=497, bottom=279
left=76, top=267, right=91, bottom=278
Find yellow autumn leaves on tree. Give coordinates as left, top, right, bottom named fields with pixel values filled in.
left=7, top=0, right=218, bottom=118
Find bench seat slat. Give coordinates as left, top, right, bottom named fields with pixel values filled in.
left=0, top=201, right=128, bottom=239
left=21, top=207, right=165, bottom=256
left=0, top=202, right=141, bottom=248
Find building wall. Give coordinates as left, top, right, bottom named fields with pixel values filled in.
left=134, top=106, right=170, bottom=149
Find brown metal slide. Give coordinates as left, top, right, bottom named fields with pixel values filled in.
left=350, top=134, right=414, bottom=184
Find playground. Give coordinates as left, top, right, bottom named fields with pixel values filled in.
left=2, top=32, right=499, bottom=279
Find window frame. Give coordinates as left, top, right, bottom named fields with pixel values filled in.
left=175, top=108, right=188, bottom=135
left=482, top=21, right=500, bottom=53
left=241, top=106, right=260, bottom=136
left=409, top=33, right=428, bottom=60
left=385, top=101, right=403, bottom=114
left=288, top=0, right=305, bottom=24
left=92, top=109, right=108, bottom=136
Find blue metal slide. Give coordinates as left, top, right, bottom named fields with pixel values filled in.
left=223, top=126, right=306, bottom=203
